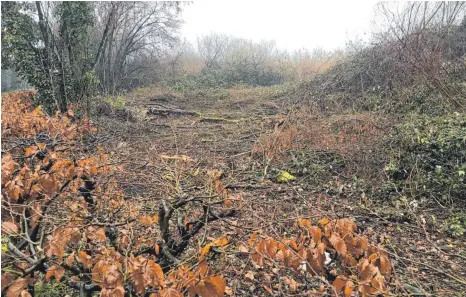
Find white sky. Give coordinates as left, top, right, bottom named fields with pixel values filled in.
left=180, top=1, right=379, bottom=52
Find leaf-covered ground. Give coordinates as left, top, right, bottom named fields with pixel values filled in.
left=94, top=85, right=466, bottom=296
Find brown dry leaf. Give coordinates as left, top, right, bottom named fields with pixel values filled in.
left=95, top=227, right=107, bottom=242
left=70, top=228, right=81, bottom=245
left=160, top=288, right=183, bottom=297
left=224, top=199, right=233, bottom=207
left=204, top=276, right=226, bottom=297
left=356, top=237, right=369, bottom=254
left=197, top=260, right=211, bottom=277
left=200, top=237, right=228, bottom=259
left=370, top=272, right=387, bottom=292
left=45, top=265, right=57, bottom=282
left=248, top=232, right=258, bottom=247
left=344, top=280, right=355, bottom=297
left=289, top=239, right=299, bottom=250
left=65, top=252, right=75, bottom=267
left=20, top=291, right=32, bottom=297
left=358, top=259, right=379, bottom=283
left=298, top=218, right=311, bottom=228
left=329, top=234, right=347, bottom=255
left=119, top=235, right=129, bottom=250
left=91, top=261, right=106, bottom=286
left=6, top=278, right=27, bottom=297
left=55, top=266, right=65, bottom=282
left=337, top=219, right=357, bottom=237
left=225, top=286, right=233, bottom=296
left=245, top=271, right=255, bottom=281
left=45, top=265, right=65, bottom=283
left=2, top=221, right=19, bottom=235
left=77, top=250, right=92, bottom=269
left=138, top=216, right=155, bottom=226
left=284, top=249, right=302, bottom=270
left=333, top=275, right=348, bottom=293
left=25, top=146, right=38, bottom=156
left=194, top=276, right=226, bottom=297
left=367, top=253, right=378, bottom=262
left=238, top=243, right=249, bottom=253
left=38, top=174, right=55, bottom=196
left=103, top=265, right=122, bottom=289
left=379, top=254, right=392, bottom=276
left=251, top=251, right=264, bottom=268
left=101, top=286, right=125, bottom=297
left=263, top=284, right=274, bottom=295
left=1, top=273, right=14, bottom=291
left=342, top=254, right=358, bottom=267
left=50, top=241, right=66, bottom=260
left=264, top=237, right=278, bottom=258
left=289, top=278, right=298, bottom=292
left=146, top=260, right=166, bottom=287
left=309, top=226, right=322, bottom=244
left=207, top=169, right=223, bottom=180
left=129, top=267, right=146, bottom=295
left=319, top=217, right=330, bottom=226
left=9, top=185, right=21, bottom=201
left=29, top=202, right=42, bottom=228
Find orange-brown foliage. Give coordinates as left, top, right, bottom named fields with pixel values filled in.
left=1, top=92, right=226, bottom=297
left=253, top=118, right=298, bottom=163
left=248, top=218, right=393, bottom=296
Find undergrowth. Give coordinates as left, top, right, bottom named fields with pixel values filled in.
left=385, top=112, right=466, bottom=205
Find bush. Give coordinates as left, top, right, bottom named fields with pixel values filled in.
left=295, top=5, right=466, bottom=114
left=385, top=113, right=466, bottom=204
left=443, top=212, right=466, bottom=238
left=1, top=91, right=230, bottom=297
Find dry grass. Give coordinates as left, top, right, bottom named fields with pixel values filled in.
left=175, top=54, right=345, bottom=82
left=292, top=55, right=345, bottom=80
left=297, top=110, right=393, bottom=181
left=178, top=56, right=205, bottom=75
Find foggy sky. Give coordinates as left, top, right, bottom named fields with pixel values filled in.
left=180, top=1, right=378, bottom=52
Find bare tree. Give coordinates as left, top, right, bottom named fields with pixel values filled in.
left=375, top=2, right=466, bottom=100
left=94, top=1, right=182, bottom=93
left=197, top=33, right=230, bottom=69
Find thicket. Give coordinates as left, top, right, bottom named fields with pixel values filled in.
left=385, top=112, right=466, bottom=205
left=164, top=35, right=341, bottom=91
left=297, top=2, right=466, bottom=115
left=1, top=1, right=182, bottom=111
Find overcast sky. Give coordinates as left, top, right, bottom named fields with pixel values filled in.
left=180, top=1, right=379, bottom=52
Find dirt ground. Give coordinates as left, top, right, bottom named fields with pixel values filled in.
left=95, top=86, right=466, bottom=297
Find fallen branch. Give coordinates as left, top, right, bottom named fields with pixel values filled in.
left=147, top=107, right=198, bottom=117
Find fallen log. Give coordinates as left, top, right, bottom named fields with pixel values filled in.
left=147, top=107, right=199, bottom=117
left=199, top=117, right=239, bottom=123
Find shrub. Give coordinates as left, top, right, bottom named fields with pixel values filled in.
left=295, top=4, right=466, bottom=114
left=386, top=113, right=466, bottom=204
left=443, top=212, right=466, bottom=238
left=104, top=95, right=126, bottom=110
left=247, top=218, right=393, bottom=295
left=1, top=91, right=231, bottom=297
